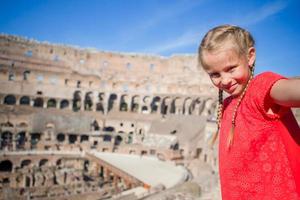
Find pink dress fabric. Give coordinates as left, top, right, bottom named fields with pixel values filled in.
left=219, top=72, right=300, bottom=200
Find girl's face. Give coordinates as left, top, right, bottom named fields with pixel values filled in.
left=202, top=45, right=255, bottom=97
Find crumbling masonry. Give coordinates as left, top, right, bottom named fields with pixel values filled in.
left=0, top=34, right=221, bottom=199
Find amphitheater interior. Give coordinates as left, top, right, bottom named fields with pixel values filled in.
left=1, top=33, right=274, bottom=200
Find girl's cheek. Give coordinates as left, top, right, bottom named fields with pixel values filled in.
left=211, top=79, right=221, bottom=88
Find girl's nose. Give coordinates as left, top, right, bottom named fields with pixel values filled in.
left=220, top=76, right=232, bottom=88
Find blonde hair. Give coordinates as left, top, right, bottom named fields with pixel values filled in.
left=198, top=25, right=255, bottom=148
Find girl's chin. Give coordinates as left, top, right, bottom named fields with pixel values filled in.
left=226, top=87, right=243, bottom=97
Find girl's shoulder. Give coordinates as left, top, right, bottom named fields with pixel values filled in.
left=247, top=71, right=287, bottom=119
left=251, top=71, right=286, bottom=86
left=248, top=71, right=286, bottom=99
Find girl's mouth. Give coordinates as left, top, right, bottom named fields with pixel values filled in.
left=227, top=83, right=237, bottom=93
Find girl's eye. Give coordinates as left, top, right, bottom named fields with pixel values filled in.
left=209, top=73, right=220, bottom=78
left=228, top=66, right=236, bottom=72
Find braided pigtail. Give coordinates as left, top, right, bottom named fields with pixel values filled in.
left=227, top=65, right=255, bottom=148
left=210, top=89, right=223, bottom=147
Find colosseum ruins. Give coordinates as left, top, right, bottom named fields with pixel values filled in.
left=0, top=34, right=222, bottom=199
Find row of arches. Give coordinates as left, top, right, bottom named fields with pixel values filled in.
left=0, top=130, right=141, bottom=152
left=3, top=95, right=69, bottom=109
left=0, top=157, right=94, bottom=190
left=1, top=92, right=217, bottom=116
left=0, top=158, right=50, bottom=172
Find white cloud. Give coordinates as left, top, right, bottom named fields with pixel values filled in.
left=119, top=0, right=206, bottom=44
left=144, top=29, right=204, bottom=54
left=145, top=0, right=289, bottom=54
left=234, top=1, right=288, bottom=26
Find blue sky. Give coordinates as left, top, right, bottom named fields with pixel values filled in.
left=0, top=0, right=299, bottom=76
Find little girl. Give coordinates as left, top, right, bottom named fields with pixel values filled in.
left=198, top=25, right=300, bottom=199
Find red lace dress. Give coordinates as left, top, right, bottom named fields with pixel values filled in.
left=219, top=72, right=300, bottom=200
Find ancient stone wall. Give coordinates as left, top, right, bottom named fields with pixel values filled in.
left=0, top=34, right=219, bottom=199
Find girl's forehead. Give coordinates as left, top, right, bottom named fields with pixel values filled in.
left=203, top=47, right=241, bottom=66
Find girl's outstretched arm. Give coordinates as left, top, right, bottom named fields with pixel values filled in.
left=270, top=78, right=300, bottom=107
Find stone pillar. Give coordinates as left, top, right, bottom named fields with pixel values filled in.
left=104, top=94, right=110, bottom=115
left=43, top=98, right=47, bottom=108
left=127, top=95, right=132, bottom=113
left=92, top=92, right=97, bottom=112
left=68, top=99, right=72, bottom=110
left=30, top=98, right=34, bottom=106
left=113, top=94, right=120, bottom=112
left=12, top=137, right=16, bottom=151
left=138, top=97, right=142, bottom=114
left=24, top=132, right=30, bottom=150
left=16, top=96, right=20, bottom=105
left=104, top=168, right=110, bottom=182
left=80, top=98, right=84, bottom=111
left=56, top=99, right=60, bottom=109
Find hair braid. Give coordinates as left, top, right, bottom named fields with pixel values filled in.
left=210, top=89, right=223, bottom=147
left=227, top=65, right=255, bottom=148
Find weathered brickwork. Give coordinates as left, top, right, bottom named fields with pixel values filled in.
left=0, top=34, right=219, bottom=199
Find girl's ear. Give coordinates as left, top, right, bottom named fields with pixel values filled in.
left=247, top=47, right=256, bottom=67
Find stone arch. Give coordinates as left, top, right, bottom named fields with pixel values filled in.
left=72, top=90, right=82, bottom=111
left=1, top=131, right=13, bottom=150
left=150, top=96, right=161, bottom=113
left=108, top=93, right=117, bottom=112
left=45, top=122, right=55, bottom=129
left=128, top=132, right=133, bottom=144
left=91, top=120, right=100, bottom=131
left=39, top=159, right=49, bottom=167
left=141, top=96, right=150, bottom=113
left=192, top=97, right=205, bottom=115
left=56, top=159, right=63, bottom=167
left=84, top=92, right=94, bottom=111
left=84, top=160, right=89, bottom=171
left=68, top=134, right=77, bottom=144
left=1, top=121, right=13, bottom=127
left=23, top=70, right=30, bottom=80
left=16, top=131, right=26, bottom=150
left=0, top=160, right=13, bottom=172
left=175, top=97, right=184, bottom=114
left=161, top=97, right=171, bottom=115
left=103, top=134, right=112, bottom=142
left=30, top=133, right=41, bottom=149
left=20, top=96, right=30, bottom=105
left=170, top=97, right=180, bottom=114
left=4, top=95, right=16, bottom=105
left=47, top=98, right=57, bottom=108
left=129, top=149, right=136, bottom=154
left=80, top=135, right=89, bottom=143
left=25, top=176, right=31, bottom=187
left=44, top=123, right=55, bottom=141
left=141, top=150, right=148, bottom=156
left=103, top=126, right=115, bottom=132
left=33, top=97, right=44, bottom=107
left=17, top=122, right=28, bottom=128
left=60, top=99, right=69, bottom=109
left=143, top=96, right=151, bottom=104
left=203, top=98, right=216, bottom=117
left=114, top=135, right=123, bottom=145
left=173, top=142, right=179, bottom=150
left=56, top=133, right=65, bottom=143
left=157, top=153, right=166, bottom=161
left=20, top=159, right=32, bottom=168
left=96, top=92, right=105, bottom=113
left=183, top=97, right=193, bottom=115
left=131, top=95, right=140, bottom=112
left=119, top=94, right=129, bottom=112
